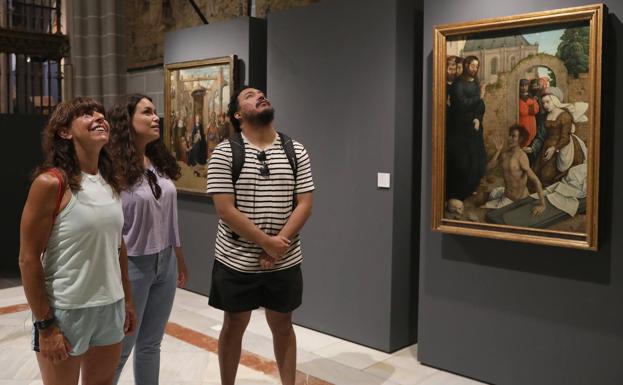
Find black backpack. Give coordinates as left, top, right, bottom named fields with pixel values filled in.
left=228, top=131, right=298, bottom=240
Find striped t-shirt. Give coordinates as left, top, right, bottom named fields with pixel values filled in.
left=206, top=132, right=315, bottom=273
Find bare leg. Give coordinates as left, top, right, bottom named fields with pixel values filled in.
left=218, top=311, right=252, bottom=385
left=36, top=352, right=81, bottom=385
left=265, top=309, right=296, bottom=385
left=81, top=343, right=123, bottom=385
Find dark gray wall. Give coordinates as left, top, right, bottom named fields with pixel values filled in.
left=3, top=114, right=46, bottom=272
left=164, top=17, right=267, bottom=294
left=267, top=0, right=421, bottom=352
left=419, top=1, right=623, bottom=384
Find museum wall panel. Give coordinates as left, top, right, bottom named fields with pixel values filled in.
left=419, top=1, right=623, bottom=384
left=267, top=0, right=422, bottom=351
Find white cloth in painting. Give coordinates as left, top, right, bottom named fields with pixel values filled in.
left=482, top=186, right=514, bottom=209
left=530, top=163, right=587, bottom=217
left=558, top=133, right=588, bottom=173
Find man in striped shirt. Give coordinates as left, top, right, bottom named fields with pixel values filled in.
left=206, top=86, right=314, bottom=385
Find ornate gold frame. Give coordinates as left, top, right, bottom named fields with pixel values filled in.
left=431, top=4, right=604, bottom=250
left=164, top=55, right=237, bottom=197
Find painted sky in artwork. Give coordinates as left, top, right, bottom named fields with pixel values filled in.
left=523, top=29, right=565, bottom=55
left=448, top=24, right=589, bottom=58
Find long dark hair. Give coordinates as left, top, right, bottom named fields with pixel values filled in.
left=107, top=94, right=180, bottom=189
left=461, top=55, right=480, bottom=83
left=35, top=97, right=121, bottom=194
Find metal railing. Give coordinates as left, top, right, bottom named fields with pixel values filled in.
left=2, top=53, right=62, bottom=114
left=0, top=0, right=65, bottom=115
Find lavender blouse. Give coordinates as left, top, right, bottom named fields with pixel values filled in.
left=121, top=166, right=181, bottom=256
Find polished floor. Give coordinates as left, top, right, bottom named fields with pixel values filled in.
left=0, top=277, right=485, bottom=385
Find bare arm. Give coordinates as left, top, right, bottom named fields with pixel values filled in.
left=486, top=136, right=504, bottom=171
left=520, top=154, right=546, bottom=215
left=259, top=192, right=313, bottom=268
left=19, top=174, right=57, bottom=320
left=278, top=192, right=313, bottom=240
left=174, top=246, right=187, bottom=288
left=118, top=240, right=137, bottom=335
left=212, top=193, right=289, bottom=258
left=18, top=173, right=71, bottom=362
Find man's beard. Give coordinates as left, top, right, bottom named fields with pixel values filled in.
left=245, top=107, right=275, bottom=126
left=461, top=67, right=478, bottom=81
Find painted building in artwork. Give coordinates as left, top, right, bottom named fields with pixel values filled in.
left=446, top=39, right=466, bottom=57
left=462, top=35, right=538, bottom=84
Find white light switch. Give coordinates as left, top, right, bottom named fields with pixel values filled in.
left=377, top=172, right=391, bottom=189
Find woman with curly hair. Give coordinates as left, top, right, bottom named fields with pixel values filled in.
left=107, top=94, right=187, bottom=385
left=18, top=97, right=137, bottom=385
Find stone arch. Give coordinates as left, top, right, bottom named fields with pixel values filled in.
left=530, top=65, right=557, bottom=87
left=505, top=54, right=568, bottom=129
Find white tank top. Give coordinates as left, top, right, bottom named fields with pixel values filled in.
left=43, top=172, right=125, bottom=309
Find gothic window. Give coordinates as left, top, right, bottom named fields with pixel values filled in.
left=490, top=57, right=498, bottom=75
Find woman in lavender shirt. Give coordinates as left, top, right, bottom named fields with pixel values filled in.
left=107, top=94, right=188, bottom=385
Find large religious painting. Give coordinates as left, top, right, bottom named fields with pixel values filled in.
left=431, top=4, right=605, bottom=250
left=164, top=56, right=237, bottom=196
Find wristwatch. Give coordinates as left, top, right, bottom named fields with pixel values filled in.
left=33, top=316, right=56, bottom=331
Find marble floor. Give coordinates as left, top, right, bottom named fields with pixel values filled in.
left=0, top=278, right=485, bottom=385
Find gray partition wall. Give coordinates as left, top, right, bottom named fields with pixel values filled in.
left=267, top=0, right=422, bottom=352
left=163, top=17, right=267, bottom=295
left=419, top=1, right=623, bottom=385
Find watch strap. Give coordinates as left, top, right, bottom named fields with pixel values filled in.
left=33, top=316, right=56, bottom=330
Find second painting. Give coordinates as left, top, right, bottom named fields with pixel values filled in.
left=164, top=55, right=237, bottom=196
left=431, top=4, right=604, bottom=249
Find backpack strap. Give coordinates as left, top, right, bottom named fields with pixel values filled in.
left=228, top=132, right=245, bottom=240
left=278, top=132, right=298, bottom=210
left=226, top=132, right=299, bottom=241
left=47, top=167, right=65, bottom=223
left=229, top=131, right=245, bottom=185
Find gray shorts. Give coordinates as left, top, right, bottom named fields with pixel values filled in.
left=32, top=299, right=125, bottom=356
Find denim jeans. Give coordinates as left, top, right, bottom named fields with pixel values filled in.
left=113, top=246, right=177, bottom=385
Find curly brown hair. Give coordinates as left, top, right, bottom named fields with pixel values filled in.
left=107, top=94, right=180, bottom=189
left=35, top=97, right=121, bottom=194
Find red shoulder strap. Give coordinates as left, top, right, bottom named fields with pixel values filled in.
left=47, top=168, right=65, bottom=219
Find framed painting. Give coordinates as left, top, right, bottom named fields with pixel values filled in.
left=164, top=55, right=237, bottom=196
left=431, top=4, right=605, bottom=250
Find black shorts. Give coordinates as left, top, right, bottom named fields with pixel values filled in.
left=208, top=260, right=303, bottom=313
